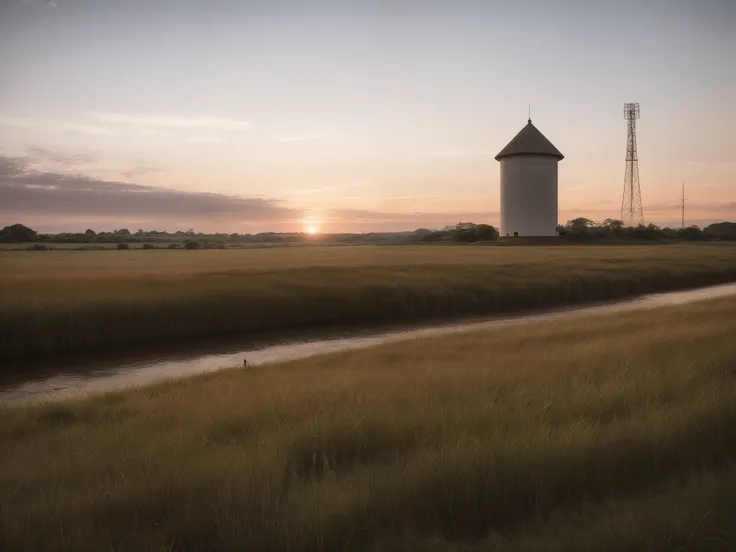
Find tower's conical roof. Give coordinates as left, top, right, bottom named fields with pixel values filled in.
left=495, top=119, right=564, bottom=161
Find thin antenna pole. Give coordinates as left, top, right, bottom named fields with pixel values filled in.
left=528, top=104, right=531, bottom=123
left=681, top=182, right=685, bottom=229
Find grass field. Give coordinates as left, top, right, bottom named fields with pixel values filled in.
left=1, top=244, right=735, bottom=361
left=1, top=297, right=735, bottom=551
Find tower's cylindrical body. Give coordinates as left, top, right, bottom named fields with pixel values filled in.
left=495, top=119, right=564, bottom=238
left=500, top=155, right=558, bottom=237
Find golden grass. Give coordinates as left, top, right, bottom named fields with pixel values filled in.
left=1, top=244, right=735, bottom=360
left=1, top=297, right=735, bottom=551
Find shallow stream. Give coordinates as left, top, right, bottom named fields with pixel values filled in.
left=2, top=282, right=735, bottom=406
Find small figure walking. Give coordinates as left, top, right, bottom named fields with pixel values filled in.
left=243, top=358, right=248, bottom=367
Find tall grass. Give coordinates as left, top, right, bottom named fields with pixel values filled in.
left=1, top=297, right=735, bottom=551
left=1, top=244, right=735, bottom=360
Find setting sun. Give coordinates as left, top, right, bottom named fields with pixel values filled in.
left=307, top=226, right=318, bottom=234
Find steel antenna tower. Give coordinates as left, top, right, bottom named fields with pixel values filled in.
left=621, top=103, right=644, bottom=226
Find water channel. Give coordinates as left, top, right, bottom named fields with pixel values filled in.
left=2, top=282, right=735, bottom=406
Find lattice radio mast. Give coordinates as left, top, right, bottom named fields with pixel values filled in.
left=621, top=103, right=644, bottom=226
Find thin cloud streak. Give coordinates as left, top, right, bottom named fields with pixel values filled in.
left=119, top=164, right=166, bottom=179
left=1, top=112, right=254, bottom=141
left=85, top=111, right=254, bottom=131
left=0, top=114, right=114, bottom=136
left=20, top=0, right=58, bottom=7
left=645, top=202, right=736, bottom=214
left=330, top=209, right=498, bottom=223
left=276, top=134, right=324, bottom=143
left=284, top=181, right=369, bottom=197
left=24, top=147, right=94, bottom=168
left=58, top=122, right=115, bottom=136
left=0, top=114, right=40, bottom=129
left=415, top=150, right=497, bottom=160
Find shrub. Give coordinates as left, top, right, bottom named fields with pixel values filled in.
left=142, top=244, right=155, bottom=249
left=184, top=240, right=202, bottom=250
left=117, top=243, right=130, bottom=250
left=0, top=223, right=38, bottom=243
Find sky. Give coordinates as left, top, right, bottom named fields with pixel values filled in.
left=0, top=0, right=734, bottom=233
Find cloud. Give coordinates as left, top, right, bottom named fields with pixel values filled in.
left=381, top=195, right=449, bottom=201
left=0, top=155, right=26, bottom=179
left=413, top=149, right=496, bottom=160
left=0, top=111, right=253, bottom=139
left=0, top=114, right=39, bottom=129
left=276, top=134, right=325, bottom=143
left=331, top=208, right=498, bottom=223
left=119, top=164, right=166, bottom=179
left=85, top=111, right=253, bottom=131
left=644, top=202, right=736, bottom=214
left=0, top=114, right=115, bottom=136
left=58, top=122, right=115, bottom=136
left=0, top=153, right=295, bottom=222
left=21, top=0, right=58, bottom=7
left=186, top=136, right=224, bottom=144
left=284, top=181, right=368, bottom=197
left=25, top=147, right=94, bottom=169
left=11, top=146, right=165, bottom=182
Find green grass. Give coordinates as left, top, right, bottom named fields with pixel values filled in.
left=2, top=244, right=736, bottom=360
left=1, top=297, right=736, bottom=551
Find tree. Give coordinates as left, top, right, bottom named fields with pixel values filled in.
left=601, top=218, right=625, bottom=233
left=450, top=222, right=479, bottom=242
left=448, top=222, right=499, bottom=243
left=565, top=218, right=595, bottom=232
left=0, top=224, right=38, bottom=243
left=475, top=224, right=499, bottom=241
left=117, top=243, right=130, bottom=250
left=629, top=223, right=661, bottom=240
left=563, top=218, right=596, bottom=240
left=420, top=231, right=445, bottom=242
left=85, top=229, right=96, bottom=236
left=704, top=222, right=736, bottom=241
left=677, top=226, right=704, bottom=241
left=184, top=240, right=201, bottom=250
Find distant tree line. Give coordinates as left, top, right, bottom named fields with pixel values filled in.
left=408, top=223, right=500, bottom=243
left=556, top=218, right=736, bottom=242
left=0, top=222, right=501, bottom=247
left=1, top=219, right=735, bottom=249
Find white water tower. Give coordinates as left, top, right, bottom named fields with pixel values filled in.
left=495, top=118, right=564, bottom=237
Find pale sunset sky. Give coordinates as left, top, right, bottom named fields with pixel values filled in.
left=0, top=0, right=734, bottom=233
